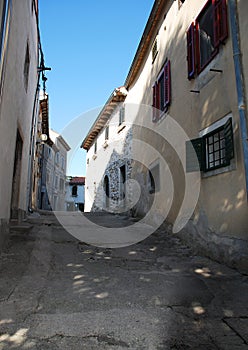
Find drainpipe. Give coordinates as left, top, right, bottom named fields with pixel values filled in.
left=229, top=0, right=248, bottom=200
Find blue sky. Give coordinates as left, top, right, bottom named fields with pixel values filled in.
left=39, top=1, right=154, bottom=176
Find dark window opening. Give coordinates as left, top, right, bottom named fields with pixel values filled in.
left=24, top=42, right=30, bottom=91
left=72, top=185, right=78, bottom=197
left=152, top=37, right=158, bottom=62
left=186, top=0, right=228, bottom=79
left=105, top=126, right=109, bottom=140
left=119, top=107, right=125, bottom=126
left=197, top=1, right=216, bottom=70
left=148, top=164, right=160, bottom=193
left=119, top=165, right=126, bottom=202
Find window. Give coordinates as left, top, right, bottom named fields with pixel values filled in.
left=187, top=0, right=228, bottom=79
left=148, top=163, right=160, bottom=193
left=94, top=141, right=97, bottom=154
left=46, top=171, right=50, bottom=184
left=152, top=60, right=171, bottom=122
left=54, top=175, right=58, bottom=189
left=72, top=185, right=77, bottom=197
left=186, top=117, right=234, bottom=172
left=152, top=36, right=158, bottom=63
left=24, top=42, right=30, bottom=91
left=119, top=107, right=125, bottom=126
left=105, top=126, right=109, bottom=140
left=61, top=156, right=65, bottom=170
left=59, top=178, right=64, bottom=191
left=55, top=152, right=59, bottom=164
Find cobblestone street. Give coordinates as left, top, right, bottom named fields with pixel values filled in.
left=0, top=212, right=248, bottom=350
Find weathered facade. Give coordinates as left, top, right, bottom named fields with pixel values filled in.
left=0, top=0, right=41, bottom=248
left=31, top=92, right=53, bottom=210
left=45, top=129, right=70, bottom=211
left=83, top=0, right=248, bottom=271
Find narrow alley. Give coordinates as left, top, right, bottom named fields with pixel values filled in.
left=0, top=213, right=247, bottom=350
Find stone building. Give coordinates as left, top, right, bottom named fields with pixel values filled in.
left=83, top=0, right=248, bottom=271
left=81, top=87, right=133, bottom=213
left=0, top=0, right=42, bottom=248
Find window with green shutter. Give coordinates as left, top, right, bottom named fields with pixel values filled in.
left=186, top=118, right=234, bottom=173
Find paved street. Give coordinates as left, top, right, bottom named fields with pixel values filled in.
left=0, top=212, right=248, bottom=350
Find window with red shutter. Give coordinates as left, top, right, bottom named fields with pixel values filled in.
left=152, top=60, right=171, bottom=122
left=187, top=0, right=228, bottom=78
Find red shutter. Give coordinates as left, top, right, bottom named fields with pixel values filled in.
left=164, top=60, right=171, bottom=107
left=186, top=23, right=196, bottom=79
left=213, top=0, right=228, bottom=47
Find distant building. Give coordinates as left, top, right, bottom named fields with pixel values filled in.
left=65, top=176, right=85, bottom=212
left=45, top=129, right=71, bottom=211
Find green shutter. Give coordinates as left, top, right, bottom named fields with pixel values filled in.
left=186, top=137, right=205, bottom=172
left=224, top=117, right=234, bottom=164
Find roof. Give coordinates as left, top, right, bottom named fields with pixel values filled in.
left=125, top=0, right=168, bottom=89
left=81, top=86, right=127, bottom=150
left=69, top=176, right=85, bottom=185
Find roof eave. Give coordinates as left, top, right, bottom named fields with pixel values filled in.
left=125, top=0, right=168, bottom=89
left=81, top=87, right=127, bottom=150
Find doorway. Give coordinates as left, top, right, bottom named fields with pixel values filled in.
left=11, top=130, right=23, bottom=219
left=103, top=175, right=110, bottom=209
left=119, top=164, right=126, bottom=207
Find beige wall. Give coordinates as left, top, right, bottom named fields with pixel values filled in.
left=125, top=0, right=248, bottom=240
left=0, top=1, right=39, bottom=225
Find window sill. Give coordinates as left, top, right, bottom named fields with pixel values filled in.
left=202, top=161, right=236, bottom=178
left=153, top=108, right=168, bottom=124
left=117, top=124, right=126, bottom=133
